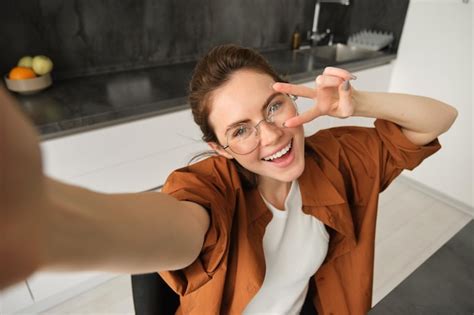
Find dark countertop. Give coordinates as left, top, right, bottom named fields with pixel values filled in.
left=12, top=47, right=396, bottom=141
left=369, top=220, right=474, bottom=314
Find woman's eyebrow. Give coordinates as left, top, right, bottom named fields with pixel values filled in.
left=225, top=92, right=282, bottom=132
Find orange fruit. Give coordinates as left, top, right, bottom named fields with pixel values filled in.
left=9, top=66, right=37, bottom=80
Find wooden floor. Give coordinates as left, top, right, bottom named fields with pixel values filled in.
left=39, top=176, right=472, bottom=314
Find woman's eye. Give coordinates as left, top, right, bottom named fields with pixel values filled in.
left=232, top=125, right=249, bottom=138
left=268, top=102, right=282, bottom=116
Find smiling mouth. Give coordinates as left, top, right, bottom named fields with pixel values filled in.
left=262, top=140, right=293, bottom=161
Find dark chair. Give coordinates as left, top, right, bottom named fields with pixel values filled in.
left=131, top=273, right=318, bottom=314
left=131, top=273, right=180, bottom=315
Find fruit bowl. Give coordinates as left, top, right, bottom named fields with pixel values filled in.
left=4, top=73, right=52, bottom=95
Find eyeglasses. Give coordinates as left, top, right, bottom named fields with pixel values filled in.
left=221, top=93, right=298, bottom=155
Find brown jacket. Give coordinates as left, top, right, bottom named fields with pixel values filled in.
left=160, top=119, right=441, bottom=315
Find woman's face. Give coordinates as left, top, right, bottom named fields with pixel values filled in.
left=208, top=69, right=306, bottom=185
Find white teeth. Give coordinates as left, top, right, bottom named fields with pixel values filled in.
left=263, top=141, right=292, bottom=161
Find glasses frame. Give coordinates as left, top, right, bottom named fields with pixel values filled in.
left=221, top=93, right=298, bottom=155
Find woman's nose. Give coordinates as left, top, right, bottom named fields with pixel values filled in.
left=259, top=121, right=283, bottom=147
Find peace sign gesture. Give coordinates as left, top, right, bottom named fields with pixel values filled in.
left=273, top=67, right=357, bottom=128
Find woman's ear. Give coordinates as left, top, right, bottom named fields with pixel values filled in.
left=208, top=142, right=234, bottom=159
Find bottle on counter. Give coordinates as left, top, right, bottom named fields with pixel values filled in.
left=291, top=25, right=301, bottom=50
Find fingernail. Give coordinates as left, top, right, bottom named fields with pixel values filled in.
left=343, top=80, right=350, bottom=91
left=350, top=74, right=357, bottom=80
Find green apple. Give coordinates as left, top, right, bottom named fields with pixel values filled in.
left=32, top=55, right=54, bottom=75
left=18, top=56, right=33, bottom=68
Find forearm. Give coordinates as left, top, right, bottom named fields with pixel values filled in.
left=40, top=177, right=205, bottom=273
left=352, top=90, right=458, bottom=145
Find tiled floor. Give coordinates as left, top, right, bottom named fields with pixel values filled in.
left=39, top=176, right=472, bottom=314
left=370, top=220, right=474, bottom=314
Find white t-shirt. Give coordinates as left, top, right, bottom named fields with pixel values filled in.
left=243, top=180, right=329, bottom=315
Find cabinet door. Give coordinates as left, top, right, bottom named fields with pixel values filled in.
left=21, top=273, right=116, bottom=314
left=27, top=272, right=104, bottom=302
left=66, top=139, right=208, bottom=193
left=389, top=0, right=472, bottom=209
left=41, top=108, right=203, bottom=193
left=0, top=282, right=33, bottom=314
left=41, top=108, right=195, bottom=187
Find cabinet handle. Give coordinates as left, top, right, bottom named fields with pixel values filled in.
left=462, top=0, right=469, bottom=3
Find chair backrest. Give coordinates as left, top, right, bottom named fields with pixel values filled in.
left=132, top=273, right=319, bottom=314
left=131, top=273, right=180, bottom=315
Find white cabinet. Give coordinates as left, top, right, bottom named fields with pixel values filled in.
left=19, top=273, right=115, bottom=314
left=27, top=272, right=107, bottom=303
left=389, top=0, right=473, bottom=212
left=41, top=108, right=204, bottom=193
left=296, top=62, right=394, bottom=136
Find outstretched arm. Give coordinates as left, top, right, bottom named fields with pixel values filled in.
left=42, top=178, right=210, bottom=274
left=0, top=86, right=209, bottom=290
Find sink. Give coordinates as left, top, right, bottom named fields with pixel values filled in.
left=262, top=43, right=390, bottom=81
left=299, top=43, right=384, bottom=63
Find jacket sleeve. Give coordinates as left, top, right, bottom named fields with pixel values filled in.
left=318, top=119, right=442, bottom=203
left=372, top=119, right=441, bottom=190
left=157, top=159, right=236, bottom=296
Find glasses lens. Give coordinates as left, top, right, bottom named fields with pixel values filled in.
left=226, top=124, right=258, bottom=154
left=226, top=94, right=298, bottom=155
left=267, top=95, right=297, bottom=126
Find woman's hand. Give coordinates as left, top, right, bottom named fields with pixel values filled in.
left=273, top=67, right=357, bottom=128
left=0, top=85, right=47, bottom=290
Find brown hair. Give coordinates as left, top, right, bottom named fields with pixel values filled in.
left=188, top=44, right=286, bottom=188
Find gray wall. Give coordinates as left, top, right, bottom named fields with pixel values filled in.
left=0, top=0, right=408, bottom=80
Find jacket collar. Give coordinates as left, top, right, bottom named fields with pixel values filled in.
left=298, top=153, right=346, bottom=207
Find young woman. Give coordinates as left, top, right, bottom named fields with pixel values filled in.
left=0, top=44, right=457, bottom=314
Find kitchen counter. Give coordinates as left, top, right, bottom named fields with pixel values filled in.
left=12, top=47, right=396, bottom=141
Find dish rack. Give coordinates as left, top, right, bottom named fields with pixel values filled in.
left=347, top=29, right=394, bottom=51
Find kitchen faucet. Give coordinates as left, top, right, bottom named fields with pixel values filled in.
left=309, top=0, right=350, bottom=46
